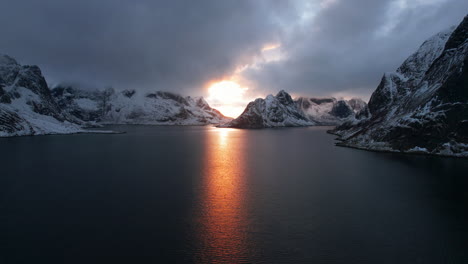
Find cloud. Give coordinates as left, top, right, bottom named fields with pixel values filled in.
left=0, top=0, right=466, bottom=100
left=0, top=0, right=296, bottom=94
left=239, top=0, right=468, bottom=100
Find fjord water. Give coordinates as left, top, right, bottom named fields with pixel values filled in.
left=1, top=126, right=468, bottom=263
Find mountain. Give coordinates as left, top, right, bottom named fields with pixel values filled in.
left=0, top=54, right=231, bottom=137
left=296, top=97, right=366, bottom=125
left=222, top=90, right=312, bottom=128
left=331, top=15, right=468, bottom=158
left=0, top=55, right=83, bottom=136
left=223, top=90, right=366, bottom=128
left=51, top=86, right=231, bottom=126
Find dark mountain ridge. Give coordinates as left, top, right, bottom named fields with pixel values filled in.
left=223, top=90, right=366, bottom=128
left=331, top=15, right=468, bottom=158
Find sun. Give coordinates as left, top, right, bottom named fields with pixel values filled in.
left=206, top=81, right=248, bottom=118
left=208, top=81, right=244, bottom=103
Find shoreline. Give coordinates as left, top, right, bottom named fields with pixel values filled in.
left=327, top=129, right=468, bottom=159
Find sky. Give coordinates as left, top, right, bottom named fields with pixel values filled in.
left=0, top=0, right=467, bottom=116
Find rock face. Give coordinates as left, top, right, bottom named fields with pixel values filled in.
left=51, top=86, right=231, bottom=126
left=223, top=90, right=366, bottom=128
left=296, top=96, right=366, bottom=125
left=331, top=15, right=468, bottom=158
left=223, top=90, right=311, bottom=128
left=0, top=55, right=82, bottom=136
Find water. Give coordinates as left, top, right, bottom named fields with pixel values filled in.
left=1, top=126, right=467, bottom=263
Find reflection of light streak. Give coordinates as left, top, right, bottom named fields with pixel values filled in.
left=218, top=129, right=229, bottom=147
left=195, top=128, right=248, bottom=263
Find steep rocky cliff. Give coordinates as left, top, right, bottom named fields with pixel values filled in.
left=0, top=55, right=82, bottom=136
left=331, top=15, right=468, bottom=158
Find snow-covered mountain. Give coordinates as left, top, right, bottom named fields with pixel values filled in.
left=296, top=97, right=366, bottom=125
left=223, top=90, right=312, bottom=128
left=52, top=86, right=231, bottom=125
left=0, top=54, right=231, bottom=137
left=51, top=86, right=231, bottom=126
left=331, top=15, right=468, bottom=158
left=223, top=90, right=366, bottom=128
left=0, top=55, right=83, bottom=136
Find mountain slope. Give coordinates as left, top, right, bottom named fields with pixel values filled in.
left=51, top=86, right=231, bottom=126
left=296, top=97, right=366, bottom=125
left=331, top=15, right=468, bottom=158
left=223, top=90, right=312, bottom=128
left=0, top=54, right=231, bottom=137
left=223, top=90, right=366, bottom=128
left=0, top=55, right=82, bottom=136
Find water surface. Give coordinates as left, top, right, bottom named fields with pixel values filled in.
left=1, top=126, right=467, bottom=263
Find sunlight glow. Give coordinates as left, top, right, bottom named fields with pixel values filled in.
left=208, top=81, right=246, bottom=103
left=206, top=81, right=248, bottom=118
left=261, top=43, right=281, bottom=51
left=260, top=43, right=286, bottom=64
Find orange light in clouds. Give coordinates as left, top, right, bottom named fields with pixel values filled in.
left=262, top=43, right=281, bottom=51
left=206, top=81, right=248, bottom=118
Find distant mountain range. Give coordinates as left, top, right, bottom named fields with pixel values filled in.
left=0, top=52, right=367, bottom=136
left=223, top=90, right=366, bottom=128
left=0, top=54, right=230, bottom=137
left=2, top=14, right=466, bottom=159
left=330, top=15, right=468, bottom=158
left=51, top=86, right=230, bottom=126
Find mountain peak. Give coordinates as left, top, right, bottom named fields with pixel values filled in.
left=275, top=90, right=294, bottom=105
left=223, top=90, right=366, bottom=128
left=332, top=16, right=468, bottom=158
left=0, top=54, right=18, bottom=66
left=222, top=90, right=311, bottom=128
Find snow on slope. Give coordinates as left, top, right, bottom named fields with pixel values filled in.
left=296, top=97, right=366, bottom=125
left=223, top=90, right=366, bottom=128
left=0, top=54, right=231, bottom=137
left=332, top=15, right=468, bottom=158
left=0, top=54, right=83, bottom=137
left=223, top=90, right=312, bottom=128
left=52, top=86, right=231, bottom=126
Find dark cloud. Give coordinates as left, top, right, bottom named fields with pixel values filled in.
left=0, top=0, right=295, bottom=93
left=0, top=0, right=466, bottom=99
left=241, top=0, right=468, bottom=99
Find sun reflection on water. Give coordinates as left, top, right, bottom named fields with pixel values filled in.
left=195, top=128, right=249, bottom=263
